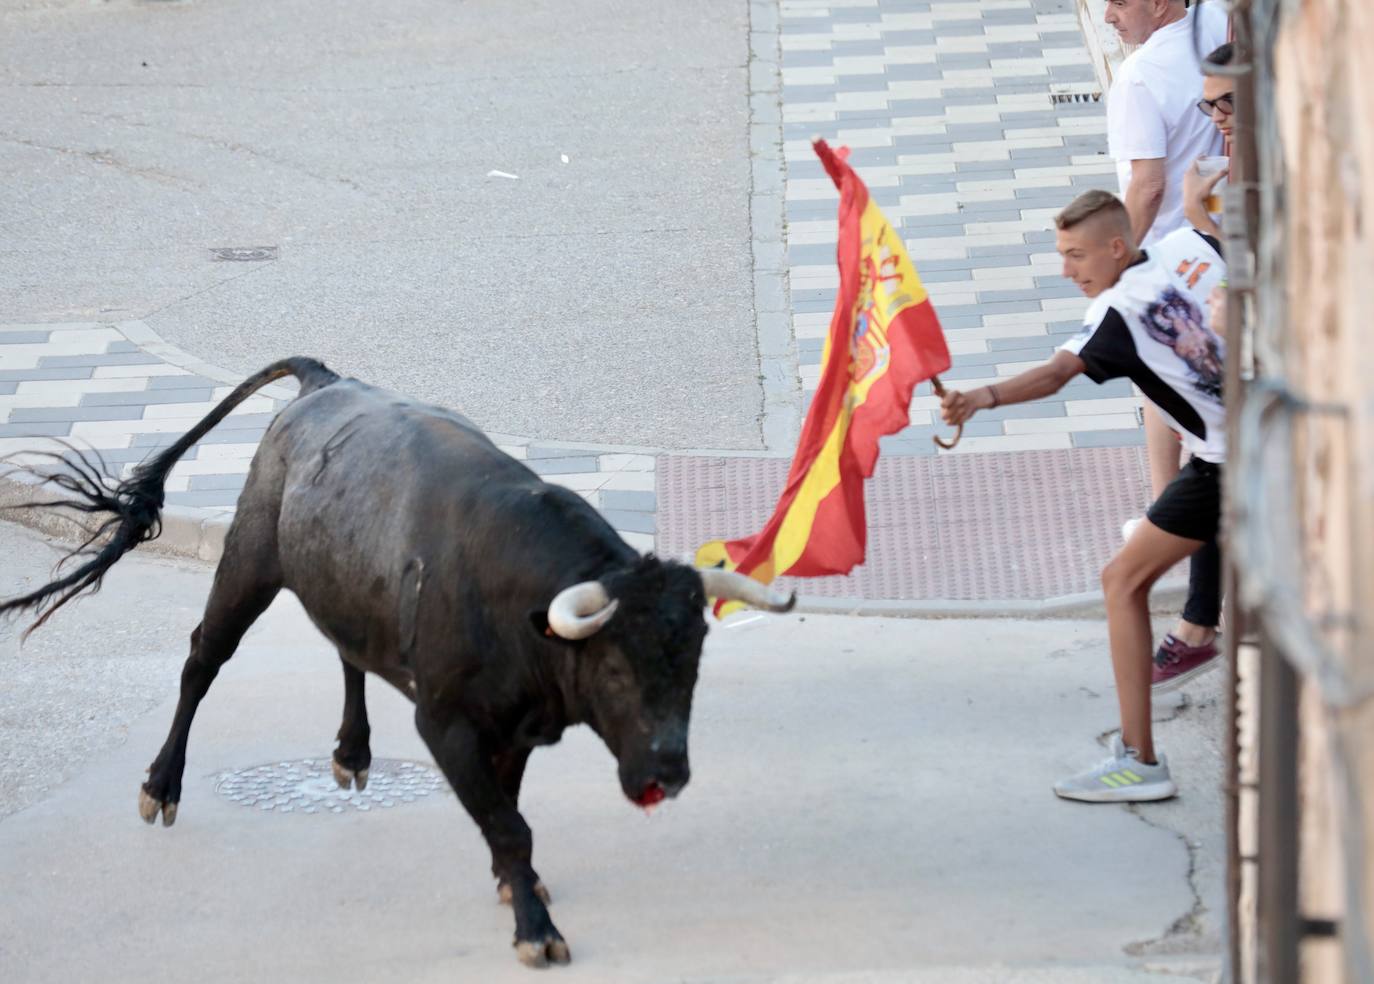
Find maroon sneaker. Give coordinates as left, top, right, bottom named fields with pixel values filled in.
left=1152, top=634, right=1220, bottom=692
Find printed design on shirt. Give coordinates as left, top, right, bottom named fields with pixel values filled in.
left=1142, top=287, right=1224, bottom=401
left=1174, top=257, right=1212, bottom=290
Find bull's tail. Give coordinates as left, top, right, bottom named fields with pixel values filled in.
left=0, top=356, right=339, bottom=636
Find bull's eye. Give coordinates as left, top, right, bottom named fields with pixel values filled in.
left=603, top=666, right=633, bottom=693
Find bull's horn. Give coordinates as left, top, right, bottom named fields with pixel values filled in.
left=698, top=569, right=797, bottom=613
left=546, top=581, right=619, bottom=640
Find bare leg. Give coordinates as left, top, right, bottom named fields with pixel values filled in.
left=1143, top=403, right=1183, bottom=498
left=332, top=659, right=372, bottom=790
left=1142, top=406, right=1216, bottom=646
left=415, top=708, right=569, bottom=967
left=1100, top=519, right=1207, bottom=763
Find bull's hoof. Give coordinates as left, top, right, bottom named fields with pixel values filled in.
left=331, top=759, right=368, bottom=791
left=498, top=880, right=552, bottom=906
left=138, top=786, right=177, bottom=827
left=515, top=936, right=571, bottom=968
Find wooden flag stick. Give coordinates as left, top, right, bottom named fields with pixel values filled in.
left=928, top=376, right=963, bottom=450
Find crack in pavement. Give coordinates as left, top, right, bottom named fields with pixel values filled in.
left=1091, top=692, right=1219, bottom=976
left=72, top=110, right=368, bottom=194
left=0, top=132, right=201, bottom=189
left=137, top=262, right=274, bottom=323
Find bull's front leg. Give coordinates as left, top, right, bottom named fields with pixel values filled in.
left=414, top=706, right=570, bottom=968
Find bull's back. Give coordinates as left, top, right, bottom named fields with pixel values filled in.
left=261, top=379, right=534, bottom=664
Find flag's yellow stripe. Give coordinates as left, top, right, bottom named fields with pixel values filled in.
left=773, top=406, right=849, bottom=573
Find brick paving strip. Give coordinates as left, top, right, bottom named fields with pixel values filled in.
left=0, top=0, right=1184, bottom=612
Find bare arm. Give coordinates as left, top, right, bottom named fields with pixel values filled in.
left=940, top=350, right=1085, bottom=426
left=1182, top=159, right=1226, bottom=239
left=1123, top=157, right=1167, bottom=244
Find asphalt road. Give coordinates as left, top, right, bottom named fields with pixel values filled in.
left=1, top=0, right=764, bottom=450
left=0, top=520, right=1223, bottom=982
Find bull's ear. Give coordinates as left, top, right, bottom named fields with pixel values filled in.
left=528, top=610, right=553, bottom=639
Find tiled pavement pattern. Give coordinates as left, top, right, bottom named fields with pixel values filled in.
left=778, top=0, right=1140, bottom=455
left=0, top=323, right=657, bottom=554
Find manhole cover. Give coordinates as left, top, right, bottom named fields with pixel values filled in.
left=210, top=246, right=279, bottom=262
left=214, top=758, right=448, bottom=815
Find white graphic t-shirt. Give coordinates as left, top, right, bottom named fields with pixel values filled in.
left=1059, top=228, right=1228, bottom=463
left=1107, top=4, right=1229, bottom=245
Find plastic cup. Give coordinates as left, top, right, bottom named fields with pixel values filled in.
left=1196, top=155, right=1229, bottom=214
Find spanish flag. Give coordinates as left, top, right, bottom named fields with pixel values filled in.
left=696, top=139, right=951, bottom=615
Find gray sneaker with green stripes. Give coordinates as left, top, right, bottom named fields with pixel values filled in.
left=1053, top=736, right=1178, bottom=803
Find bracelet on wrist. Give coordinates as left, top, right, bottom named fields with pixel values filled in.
left=987, top=384, right=1001, bottom=409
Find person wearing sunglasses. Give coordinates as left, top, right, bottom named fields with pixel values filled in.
left=1183, top=43, right=1237, bottom=240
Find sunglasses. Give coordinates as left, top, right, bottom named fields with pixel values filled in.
left=1197, top=93, right=1235, bottom=117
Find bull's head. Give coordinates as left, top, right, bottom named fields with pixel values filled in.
left=539, top=557, right=793, bottom=809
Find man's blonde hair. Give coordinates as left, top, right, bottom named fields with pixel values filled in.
left=1054, top=190, right=1131, bottom=233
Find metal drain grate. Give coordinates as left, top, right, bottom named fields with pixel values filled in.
left=214, top=758, right=448, bottom=815
left=1049, top=84, right=1102, bottom=105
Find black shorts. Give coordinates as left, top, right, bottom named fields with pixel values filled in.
left=1147, top=457, right=1222, bottom=543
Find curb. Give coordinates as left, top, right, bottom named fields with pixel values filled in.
left=0, top=466, right=1169, bottom=620
left=0, top=468, right=230, bottom=564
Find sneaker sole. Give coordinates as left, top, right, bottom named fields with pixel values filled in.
left=1054, top=780, right=1178, bottom=803
left=1152, top=655, right=1221, bottom=694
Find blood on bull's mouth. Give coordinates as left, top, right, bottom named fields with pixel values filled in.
left=632, top=781, right=666, bottom=811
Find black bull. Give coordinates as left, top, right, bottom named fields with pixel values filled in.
left=0, top=357, right=794, bottom=967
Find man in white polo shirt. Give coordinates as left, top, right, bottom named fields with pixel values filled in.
left=1105, top=0, right=1228, bottom=246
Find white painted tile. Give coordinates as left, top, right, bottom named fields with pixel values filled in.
left=1003, top=413, right=1140, bottom=434
left=781, top=67, right=838, bottom=85
left=194, top=443, right=263, bottom=461
left=996, top=360, right=1053, bottom=376
left=91, top=364, right=193, bottom=379
left=15, top=378, right=150, bottom=396
left=143, top=396, right=276, bottom=419
left=831, top=56, right=890, bottom=74
left=598, top=453, right=656, bottom=473
left=166, top=458, right=255, bottom=477
left=598, top=472, right=655, bottom=493
left=0, top=395, right=81, bottom=420
left=1065, top=397, right=1144, bottom=416
left=0, top=435, right=130, bottom=456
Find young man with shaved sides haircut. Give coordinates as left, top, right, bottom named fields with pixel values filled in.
left=940, top=191, right=1226, bottom=802
left=1105, top=0, right=1230, bottom=694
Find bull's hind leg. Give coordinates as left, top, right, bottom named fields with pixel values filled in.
left=139, top=509, right=282, bottom=826
left=331, top=659, right=372, bottom=790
